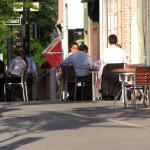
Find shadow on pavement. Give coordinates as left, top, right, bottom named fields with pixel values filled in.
left=0, top=101, right=150, bottom=149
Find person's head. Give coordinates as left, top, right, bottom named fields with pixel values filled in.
left=41, top=61, right=51, bottom=69
left=79, top=42, right=88, bottom=53
left=19, top=50, right=26, bottom=59
left=70, top=41, right=79, bottom=53
left=108, top=34, right=117, bottom=45
left=12, top=50, right=20, bottom=58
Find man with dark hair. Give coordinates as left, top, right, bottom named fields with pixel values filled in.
left=60, top=47, right=92, bottom=77
left=8, top=50, right=27, bottom=77
left=108, top=34, right=117, bottom=44
left=102, top=34, right=128, bottom=64
left=58, top=46, right=93, bottom=100
left=67, top=41, right=79, bottom=57
left=100, top=34, right=128, bottom=100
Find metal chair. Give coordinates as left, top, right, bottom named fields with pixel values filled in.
left=74, top=75, right=92, bottom=101
left=60, top=65, right=76, bottom=101
left=4, top=70, right=28, bottom=102
left=60, top=65, right=92, bottom=101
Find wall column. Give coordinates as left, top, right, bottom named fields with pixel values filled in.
left=99, top=0, right=108, bottom=59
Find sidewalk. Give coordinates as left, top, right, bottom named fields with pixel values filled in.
left=0, top=100, right=150, bottom=150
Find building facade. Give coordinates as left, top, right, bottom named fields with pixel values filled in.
left=57, top=0, right=84, bottom=59
left=58, top=0, right=150, bottom=65
left=83, top=0, right=150, bottom=65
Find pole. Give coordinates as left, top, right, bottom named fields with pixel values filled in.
left=50, top=69, right=57, bottom=100
left=7, top=26, right=13, bottom=66
left=23, top=3, right=30, bottom=55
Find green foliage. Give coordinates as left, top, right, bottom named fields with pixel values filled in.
left=0, top=0, right=58, bottom=65
left=30, top=39, right=44, bottom=65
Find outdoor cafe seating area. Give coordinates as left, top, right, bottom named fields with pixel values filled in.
left=0, top=62, right=150, bottom=110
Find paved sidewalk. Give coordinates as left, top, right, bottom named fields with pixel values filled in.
left=0, top=100, right=150, bottom=150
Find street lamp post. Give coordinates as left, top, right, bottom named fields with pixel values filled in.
left=22, top=3, right=30, bottom=56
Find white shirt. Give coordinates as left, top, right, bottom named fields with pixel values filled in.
left=102, top=44, right=128, bottom=64
left=98, top=44, right=128, bottom=78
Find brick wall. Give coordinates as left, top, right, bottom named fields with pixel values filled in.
left=120, top=0, right=131, bottom=60
left=108, top=0, right=131, bottom=61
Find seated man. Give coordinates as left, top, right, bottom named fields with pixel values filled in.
left=101, top=63, right=124, bottom=100
left=58, top=46, right=93, bottom=100
left=8, top=50, right=27, bottom=78
left=5, top=50, right=27, bottom=101
left=100, top=34, right=128, bottom=100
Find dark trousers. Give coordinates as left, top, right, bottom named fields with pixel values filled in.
left=101, top=63, right=124, bottom=100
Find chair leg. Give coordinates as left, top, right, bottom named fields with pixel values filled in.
left=21, top=84, right=26, bottom=101
left=132, top=87, right=136, bottom=109
left=24, top=83, right=29, bottom=102
left=4, top=84, right=7, bottom=102
left=81, top=82, right=84, bottom=101
left=74, top=81, right=77, bottom=101
left=65, top=81, right=68, bottom=101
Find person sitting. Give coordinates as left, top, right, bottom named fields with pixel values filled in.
left=5, top=50, right=27, bottom=101
left=8, top=50, right=27, bottom=78
left=100, top=34, right=128, bottom=100
left=66, top=41, right=79, bottom=57
left=37, top=61, right=52, bottom=100
left=58, top=45, right=93, bottom=100
left=79, top=42, right=88, bottom=53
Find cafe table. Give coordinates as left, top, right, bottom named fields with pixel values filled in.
left=112, top=67, right=135, bottom=108
left=90, top=69, right=101, bottom=101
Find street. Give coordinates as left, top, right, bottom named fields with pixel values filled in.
left=0, top=100, right=150, bottom=150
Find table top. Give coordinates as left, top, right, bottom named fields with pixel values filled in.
left=112, top=68, right=135, bottom=73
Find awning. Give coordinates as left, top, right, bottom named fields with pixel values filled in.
left=42, top=37, right=63, bottom=68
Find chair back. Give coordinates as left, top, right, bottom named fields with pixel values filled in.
left=61, top=65, right=76, bottom=83
left=101, top=63, right=124, bottom=99
left=135, top=67, right=150, bottom=86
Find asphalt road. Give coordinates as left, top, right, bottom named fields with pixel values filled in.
left=0, top=100, right=150, bottom=150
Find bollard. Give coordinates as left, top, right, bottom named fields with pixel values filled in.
left=50, top=69, right=57, bottom=100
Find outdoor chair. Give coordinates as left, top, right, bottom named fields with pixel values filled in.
left=131, top=66, right=150, bottom=108
left=101, top=63, right=124, bottom=100
left=4, top=70, right=29, bottom=102
left=74, top=74, right=92, bottom=101
left=60, top=65, right=92, bottom=101
left=116, top=66, right=150, bottom=108
left=60, top=65, right=76, bottom=101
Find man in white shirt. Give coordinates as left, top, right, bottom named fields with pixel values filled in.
left=102, top=34, right=127, bottom=64
left=100, top=34, right=128, bottom=100
left=99, top=34, right=128, bottom=77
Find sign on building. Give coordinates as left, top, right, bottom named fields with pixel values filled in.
left=13, top=2, right=39, bottom=12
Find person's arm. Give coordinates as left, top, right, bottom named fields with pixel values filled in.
left=87, top=55, right=93, bottom=69
left=58, top=55, right=72, bottom=68
left=31, top=60, right=38, bottom=77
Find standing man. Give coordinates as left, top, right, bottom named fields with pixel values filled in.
left=26, top=54, right=37, bottom=101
